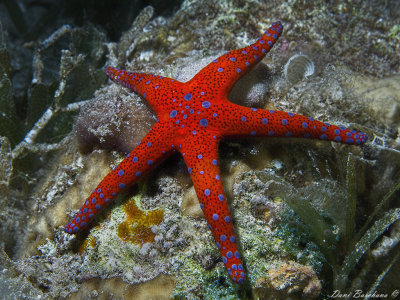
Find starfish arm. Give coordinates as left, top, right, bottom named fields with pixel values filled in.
left=65, top=122, right=175, bottom=234
left=189, top=21, right=283, bottom=97
left=105, top=67, right=184, bottom=116
left=180, top=134, right=246, bottom=284
left=219, top=104, right=368, bottom=145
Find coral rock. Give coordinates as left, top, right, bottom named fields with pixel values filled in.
left=254, top=261, right=322, bottom=299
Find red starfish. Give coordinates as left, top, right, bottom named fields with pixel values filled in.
left=65, top=21, right=367, bottom=284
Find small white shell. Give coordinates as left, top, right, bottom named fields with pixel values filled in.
left=284, top=54, right=315, bottom=84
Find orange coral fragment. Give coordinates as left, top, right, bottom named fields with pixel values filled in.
left=78, top=234, right=97, bottom=254
left=117, top=198, right=164, bottom=247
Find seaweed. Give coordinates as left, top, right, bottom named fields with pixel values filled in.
left=0, top=59, right=24, bottom=145
left=335, top=208, right=400, bottom=290
left=355, top=175, right=400, bottom=242
left=344, top=153, right=357, bottom=251
left=0, top=21, right=107, bottom=271
left=284, top=188, right=339, bottom=269
left=277, top=150, right=400, bottom=294
left=365, top=249, right=400, bottom=300
left=0, top=22, right=107, bottom=170
left=0, top=136, right=12, bottom=206
left=254, top=141, right=400, bottom=295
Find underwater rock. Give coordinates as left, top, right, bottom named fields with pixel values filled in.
left=254, top=261, right=322, bottom=299
left=17, top=147, right=112, bottom=258
left=222, top=159, right=251, bottom=201
left=249, top=194, right=285, bottom=227
left=116, top=6, right=155, bottom=65
left=352, top=74, right=400, bottom=134
left=181, top=186, right=204, bottom=219
left=0, top=250, right=44, bottom=299
left=70, top=274, right=175, bottom=300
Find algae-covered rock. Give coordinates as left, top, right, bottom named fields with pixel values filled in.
left=0, top=249, right=44, bottom=299
left=70, top=274, right=175, bottom=300
left=254, top=261, right=322, bottom=300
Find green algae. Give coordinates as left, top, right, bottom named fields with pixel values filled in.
left=254, top=169, right=342, bottom=263
left=355, top=175, right=400, bottom=242
left=0, top=248, right=43, bottom=299
left=335, top=208, right=400, bottom=290
left=253, top=148, right=400, bottom=295
left=344, top=153, right=357, bottom=251
left=0, top=136, right=12, bottom=206
left=0, top=59, right=23, bottom=146
left=366, top=249, right=400, bottom=299
left=172, top=255, right=240, bottom=299
left=0, top=48, right=11, bottom=76
left=26, top=83, right=55, bottom=129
